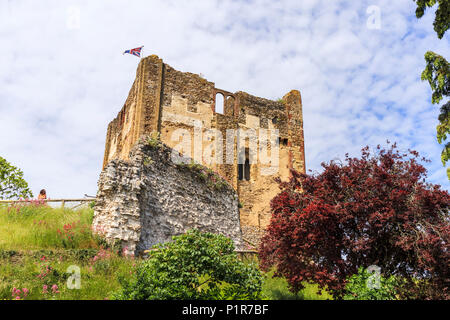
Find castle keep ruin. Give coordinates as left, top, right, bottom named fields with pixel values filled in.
left=101, top=55, right=306, bottom=244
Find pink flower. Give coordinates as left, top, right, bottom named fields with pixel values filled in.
left=42, top=285, right=48, bottom=294
left=51, top=284, right=60, bottom=294
left=12, top=288, right=21, bottom=297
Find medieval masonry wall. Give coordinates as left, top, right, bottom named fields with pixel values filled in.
left=101, top=54, right=306, bottom=245
left=94, top=140, right=242, bottom=255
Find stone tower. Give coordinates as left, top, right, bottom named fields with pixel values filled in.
left=102, top=55, right=306, bottom=243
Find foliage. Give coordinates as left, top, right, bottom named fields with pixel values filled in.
left=259, top=143, right=450, bottom=299
left=413, top=0, right=450, bottom=39
left=143, top=156, right=154, bottom=166
left=177, top=161, right=230, bottom=191
left=421, top=51, right=450, bottom=178
left=144, top=131, right=162, bottom=149
left=343, top=267, right=398, bottom=300
left=422, top=52, right=450, bottom=105
left=414, top=1, right=450, bottom=179
left=113, top=230, right=263, bottom=300
left=0, top=156, right=33, bottom=200
left=88, top=201, right=96, bottom=209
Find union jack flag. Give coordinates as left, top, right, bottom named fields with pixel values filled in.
left=123, top=46, right=144, bottom=57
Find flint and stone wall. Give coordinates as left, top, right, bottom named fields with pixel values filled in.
left=93, top=140, right=242, bottom=255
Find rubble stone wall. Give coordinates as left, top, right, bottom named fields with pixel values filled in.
left=93, top=140, right=242, bottom=255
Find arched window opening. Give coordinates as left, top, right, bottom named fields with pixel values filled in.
left=215, top=93, right=225, bottom=114
left=238, top=148, right=250, bottom=181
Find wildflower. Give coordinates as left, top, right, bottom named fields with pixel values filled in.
left=42, top=285, right=48, bottom=294
left=51, top=284, right=60, bottom=294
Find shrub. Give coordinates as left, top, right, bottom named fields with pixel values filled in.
left=113, top=230, right=263, bottom=300
left=343, top=267, right=398, bottom=300
left=144, top=131, right=162, bottom=149
left=260, top=143, right=450, bottom=299
left=177, top=161, right=231, bottom=191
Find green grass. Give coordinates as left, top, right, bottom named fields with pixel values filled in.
left=0, top=203, right=136, bottom=300
left=0, top=249, right=136, bottom=300
left=262, top=270, right=333, bottom=300
left=0, top=203, right=99, bottom=250
left=0, top=203, right=332, bottom=300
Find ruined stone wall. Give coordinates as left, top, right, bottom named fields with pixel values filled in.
left=94, top=139, right=242, bottom=255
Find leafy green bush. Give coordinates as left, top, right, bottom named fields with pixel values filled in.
left=113, top=230, right=263, bottom=300
left=343, top=267, right=398, bottom=300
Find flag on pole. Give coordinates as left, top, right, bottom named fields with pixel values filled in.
left=123, top=46, right=144, bottom=58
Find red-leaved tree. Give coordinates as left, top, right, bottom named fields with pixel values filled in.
left=259, top=143, right=449, bottom=299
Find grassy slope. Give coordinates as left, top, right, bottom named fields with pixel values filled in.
left=0, top=204, right=96, bottom=250
left=0, top=204, right=331, bottom=300
left=0, top=204, right=135, bottom=300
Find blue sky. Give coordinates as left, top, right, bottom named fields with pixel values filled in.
left=0, top=0, right=449, bottom=198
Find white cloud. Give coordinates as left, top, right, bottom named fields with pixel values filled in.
left=0, top=0, right=449, bottom=199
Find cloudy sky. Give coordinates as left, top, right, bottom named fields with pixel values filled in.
left=1, top=0, right=449, bottom=198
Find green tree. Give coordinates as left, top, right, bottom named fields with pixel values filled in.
left=413, top=0, right=450, bottom=179
left=414, top=0, right=449, bottom=39
left=112, top=230, right=263, bottom=300
left=422, top=52, right=449, bottom=177
left=0, top=156, right=33, bottom=200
